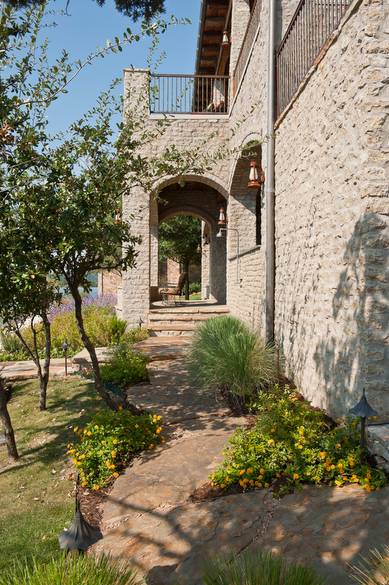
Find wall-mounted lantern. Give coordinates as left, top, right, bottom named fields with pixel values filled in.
left=248, top=160, right=265, bottom=189
left=222, top=31, right=230, bottom=47
left=114, top=209, right=122, bottom=224
left=218, top=207, right=227, bottom=226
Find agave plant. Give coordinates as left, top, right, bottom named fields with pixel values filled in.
left=201, top=549, right=325, bottom=585
left=0, top=554, right=141, bottom=585
left=187, top=316, right=277, bottom=412
left=350, top=546, right=389, bottom=585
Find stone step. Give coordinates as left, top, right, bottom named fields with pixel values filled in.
left=149, top=306, right=229, bottom=316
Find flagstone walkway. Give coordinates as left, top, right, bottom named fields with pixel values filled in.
left=94, top=337, right=389, bottom=585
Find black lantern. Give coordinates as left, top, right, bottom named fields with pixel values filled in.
left=58, top=475, right=102, bottom=552
left=349, top=388, right=378, bottom=458
left=62, top=339, right=69, bottom=377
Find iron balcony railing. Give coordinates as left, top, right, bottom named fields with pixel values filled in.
left=276, top=0, right=352, bottom=116
left=233, top=0, right=263, bottom=95
left=149, top=74, right=229, bottom=115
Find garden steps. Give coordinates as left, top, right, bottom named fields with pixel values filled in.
left=148, top=304, right=230, bottom=337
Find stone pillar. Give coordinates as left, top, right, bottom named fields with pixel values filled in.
left=230, top=0, right=251, bottom=74
left=150, top=195, right=159, bottom=302
left=201, top=221, right=210, bottom=300
left=209, top=226, right=227, bottom=304
left=120, top=68, right=151, bottom=327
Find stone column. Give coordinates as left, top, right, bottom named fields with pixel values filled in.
left=209, top=227, right=227, bottom=304
left=120, top=68, right=152, bottom=327
left=230, top=0, right=251, bottom=74
left=201, top=221, right=210, bottom=300
left=150, top=195, right=159, bottom=302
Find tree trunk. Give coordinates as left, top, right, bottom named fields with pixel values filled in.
left=0, top=380, right=19, bottom=461
left=39, top=314, right=51, bottom=411
left=184, top=261, right=190, bottom=301
left=70, top=286, right=117, bottom=410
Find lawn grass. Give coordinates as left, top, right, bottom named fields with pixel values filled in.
left=0, top=376, right=102, bottom=570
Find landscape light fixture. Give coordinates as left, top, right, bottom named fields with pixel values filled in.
left=62, top=339, right=69, bottom=377
left=222, top=31, right=230, bottom=47
left=58, top=475, right=102, bottom=553
left=349, top=388, right=378, bottom=459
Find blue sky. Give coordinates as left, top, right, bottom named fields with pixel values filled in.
left=45, top=0, right=201, bottom=133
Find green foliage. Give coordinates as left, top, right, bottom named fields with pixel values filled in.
left=159, top=216, right=201, bottom=268
left=0, top=554, right=140, bottom=585
left=189, top=281, right=201, bottom=294
left=187, top=316, right=277, bottom=398
left=0, top=307, right=130, bottom=360
left=351, top=546, right=389, bottom=585
left=100, top=344, right=149, bottom=389
left=211, top=385, right=387, bottom=494
left=68, top=409, right=163, bottom=489
left=122, top=327, right=149, bottom=345
left=201, top=549, right=325, bottom=585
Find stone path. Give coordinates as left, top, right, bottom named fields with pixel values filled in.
left=0, top=357, right=78, bottom=380
left=95, top=337, right=389, bottom=585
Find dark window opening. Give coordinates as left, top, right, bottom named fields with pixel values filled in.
left=256, top=188, right=262, bottom=246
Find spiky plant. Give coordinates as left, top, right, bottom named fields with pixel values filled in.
left=187, top=316, right=277, bottom=410
left=351, top=546, right=389, bottom=585
left=0, top=554, right=141, bottom=585
left=201, top=549, right=325, bottom=585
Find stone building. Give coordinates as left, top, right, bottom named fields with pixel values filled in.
left=119, top=0, right=389, bottom=420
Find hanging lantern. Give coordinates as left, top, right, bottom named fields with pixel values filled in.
left=218, top=207, right=227, bottom=226
left=248, top=160, right=262, bottom=189
left=222, top=31, right=230, bottom=47
left=114, top=209, right=122, bottom=224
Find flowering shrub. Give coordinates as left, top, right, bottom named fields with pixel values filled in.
left=211, top=385, right=386, bottom=495
left=100, top=344, right=149, bottom=389
left=67, top=409, right=163, bottom=489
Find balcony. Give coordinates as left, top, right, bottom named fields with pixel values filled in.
left=149, top=74, right=229, bottom=115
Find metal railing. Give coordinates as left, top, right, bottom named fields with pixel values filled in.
left=149, top=74, right=229, bottom=115
left=276, top=0, right=351, bottom=116
left=233, top=0, right=263, bottom=94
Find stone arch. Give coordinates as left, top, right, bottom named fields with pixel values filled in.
left=153, top=173, right=229, bottom=201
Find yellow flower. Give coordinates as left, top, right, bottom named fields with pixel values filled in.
left=267, top=439, right=275, bottom=446
left=337, top=463, right=344, bottom=471
left=293, top=473, right=299, bottom=480
left=73, top=426, right=79, bottom=433
left=86, top=431, right=92, bottom=437
left=255, top=481, right=262, bottom=488
left=111, top=450, right=117, bottom=458
left=112, top=439, right=118, bottom=445
left=156, top=427, right=162, bottom=434
left=92, top=485, right=100, bottom=491
left=79, top=454, right=85, bottom=460
left=239, top=479, right=246, bottom=488
left=335, top=479, right=344, bottom=486
left=298, top=426, right=305, bottom=435
left=319, top=451, right=327, bottom=460
left=350, top=474, right=359, bottom=483
left=239, top=470, right=245, bottom=476
left=247, top=467, right=254, bottom=474
left=113, top=472, right=119, bottom=479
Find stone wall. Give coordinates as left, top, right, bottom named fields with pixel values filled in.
left=274, top=0, right=389, bottom=418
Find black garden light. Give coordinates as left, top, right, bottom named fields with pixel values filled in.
left=349, top=388, right=378, bottom=458
left=58, top=475, right=102, bottom=553
left=62, top=339, right=69, bottom=376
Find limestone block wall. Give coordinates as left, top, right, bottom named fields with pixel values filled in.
left=274, top=0, right=389, bottom=418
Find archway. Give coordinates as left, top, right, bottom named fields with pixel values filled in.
left=151, top=179, right=227, bottom=305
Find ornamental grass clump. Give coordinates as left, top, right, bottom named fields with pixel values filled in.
left=201, top=549, right=325, bottom=585
left=351, top=546, right=389, bottom=585
left=211, top=385, right=387, bottom=495
left=0, top=554, right=140, bottom=585
left=187, top=316, right=277, bottom=411
left=68, top=409, right=163, bottom=489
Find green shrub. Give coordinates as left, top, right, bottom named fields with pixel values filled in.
left=122, top=327, right=149, bottom=345
left=189, top=281, right=201, bottom=294
left=351, top=546, right=389, bottom=585
left=68, top=409, right=163, bottom=489
left=211, top=385, right=387, bottom=494
left=101, top=344, right=149, bottom=389
left=0, top=554, right=140, bottom=585
left=201, top=549, right=325, bottom=585
left=187, top=316, right=277, bottom=400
